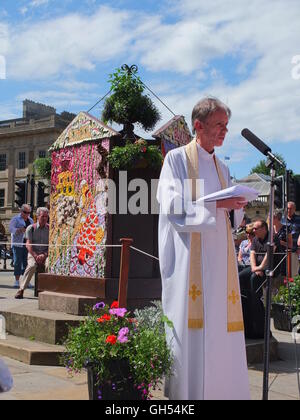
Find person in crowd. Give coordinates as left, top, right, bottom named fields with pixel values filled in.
left=285, top=202, right=300, bottom=276
left=286, top=202, right=300, bottom=251
left=238, top=223, right=255, bottom=270
left=157, top=97, right=249, bottom=400
left=273, top=210, right=293, bottom=276
left=9, top=204, right=33, bottom=288
left=0, top=359, right=13, bottom=393
left=298, top=234, right=300, bottom=275
left=15, top=207, right=49, bottom=300
left=239, top=219, right=269, bottom=339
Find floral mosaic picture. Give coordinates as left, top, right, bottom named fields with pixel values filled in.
left=49, top=142, right=107, bottom=278
left=48, top=112, right=117, bottom=279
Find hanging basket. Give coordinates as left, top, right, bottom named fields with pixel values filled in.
left=86, top=359, right=142, bottom=400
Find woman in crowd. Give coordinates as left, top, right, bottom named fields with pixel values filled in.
left=238, top=223, right=255, bottom=270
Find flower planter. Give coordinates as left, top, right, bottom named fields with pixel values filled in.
left=86, top=359, right=142, bottom=400
left=272, top=303, right=293, bottom=332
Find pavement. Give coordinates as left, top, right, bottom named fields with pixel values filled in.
left=0, top=266, right=299, bottom=401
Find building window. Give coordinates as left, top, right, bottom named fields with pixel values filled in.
left=39, top=150, right=46, bottom=159
left=0, top=189, right=4, bottom=207
left=0, top=154, right=6, bottom=171
left=18, top=152, right=26, bottom=169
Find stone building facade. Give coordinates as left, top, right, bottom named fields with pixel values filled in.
left=0, top=100, right=75, bottom=233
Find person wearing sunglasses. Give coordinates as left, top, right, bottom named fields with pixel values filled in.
left=9, top=204, right=33, bottom=288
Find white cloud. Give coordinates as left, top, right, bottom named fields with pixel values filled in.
left=133, top=0, right=300, bottom=148
left=7, top=6, right=133, bottom=79
left=2, top=0, right=300, bottom=156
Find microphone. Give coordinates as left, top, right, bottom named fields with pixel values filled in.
left=241, top=128, right=271, bottom=156
left=241, top=128, right=285, bottom=168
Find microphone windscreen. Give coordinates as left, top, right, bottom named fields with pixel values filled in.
left=241, top=129, right=271, bottom=156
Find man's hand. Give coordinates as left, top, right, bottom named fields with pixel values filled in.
left=35, top=254, right=46, bottom=265
left=216, top=196, right=248, bottom=210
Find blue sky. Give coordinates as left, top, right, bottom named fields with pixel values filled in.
left=0, top=0, right=300, bottom=178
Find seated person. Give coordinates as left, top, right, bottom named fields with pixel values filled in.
left=238, top=223, right=255, bottom=270
left=239, top=219, right=268, bottom=338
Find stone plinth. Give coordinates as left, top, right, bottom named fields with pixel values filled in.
left=39, top=291, right=100, bottom=316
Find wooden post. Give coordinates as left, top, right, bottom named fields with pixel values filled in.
left=118, top=238, right=133, bottom=308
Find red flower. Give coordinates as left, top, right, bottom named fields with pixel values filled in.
left=97, top=314, right=111, bottom=323
left=111, top=301, right=119, bottom=309
left=106, top=335, right=117, bottom=345
left=141, top=147, right=147, bottom=153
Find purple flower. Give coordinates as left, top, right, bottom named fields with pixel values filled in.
left=109, top=308, right=127, bottom=317
left=117, top=335, right=128, bottom=343
left=119, top=327, right=129, bottom=336
left=117, top=327, right=129, bottom=343
left=93, top=302, right=105, bottom=311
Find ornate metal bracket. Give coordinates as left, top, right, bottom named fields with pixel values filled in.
left=121, top=64, right=138, bottom=75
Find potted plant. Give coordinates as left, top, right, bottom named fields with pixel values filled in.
left=272, top=275, right=300, bottom=332
left=62, top=300, right=173, bottom=400
left=102, top=65, right=161, bottom=141
left=107, top=139, right=163, bottom=171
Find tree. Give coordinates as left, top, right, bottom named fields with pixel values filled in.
left=250, top=153, right=287, bottom=177
left=33, top=157, right=52, bottom=180
left=102, top=66, right=161, bottom=140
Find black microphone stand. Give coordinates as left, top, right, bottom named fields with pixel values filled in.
left=262, top=158, right=277, bottom=401
left=241, top=129, right=286, bottom=400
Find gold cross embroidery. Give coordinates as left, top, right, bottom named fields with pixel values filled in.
left=189, top=284, right=202, bottom=302
left=228, top=290, right=239, bottom=305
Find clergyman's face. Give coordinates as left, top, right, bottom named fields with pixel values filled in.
left=197, top=109, right=229, bottom=150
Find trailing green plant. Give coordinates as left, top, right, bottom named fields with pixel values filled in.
left=107, top=139, right=163, bottom=170
left=62, top=300, right=173, bottom=400
left=273, top=275, right=300, bottom=318
left=33, top=157, right=52, bottom=180
left=102, top=67, right=161, bottom=132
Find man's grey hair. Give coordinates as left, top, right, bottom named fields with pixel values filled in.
left=21, top=204, right=31, bottom=212
left=36, top=207, right=49, bottom=217
left=191, top=97, right=231, bottom=134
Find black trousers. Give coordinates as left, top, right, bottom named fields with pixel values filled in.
left=239, top=266, right=266, bottom=339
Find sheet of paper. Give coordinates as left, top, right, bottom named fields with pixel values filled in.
left=197, top=184, right=259, bottom=203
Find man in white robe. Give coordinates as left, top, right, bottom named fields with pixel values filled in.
left=157, top=98, right=250, bottom=400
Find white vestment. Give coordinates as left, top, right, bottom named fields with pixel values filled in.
left=157, top=144, right=250, bottom=400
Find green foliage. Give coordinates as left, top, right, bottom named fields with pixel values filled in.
left=62, top=301, right=173, bottom=400
left=107, top=139, right=163, bottom=170
left=102, top=67, right=161, bottom=131
left=33, top=157, right=52, bottom=179
left=134, top=301, right=173, bottom=335
left=250, top=153, right=287, bottom=177
left=273, top=275, right=300, bottom=318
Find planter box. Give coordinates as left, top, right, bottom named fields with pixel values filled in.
left=272, top=303, right=293, bottom=332
left=86, top=359, right=142, bottom=400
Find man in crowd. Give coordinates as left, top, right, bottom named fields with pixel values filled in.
left=286, top=202, right=300, bottom=276
left=9, top=204, right=33, bottom=288
left=15, top=207, right=49, bottom=300
left=157, top=97, right=249, bottom=400
left=286, top=202, right=300, bottom=251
